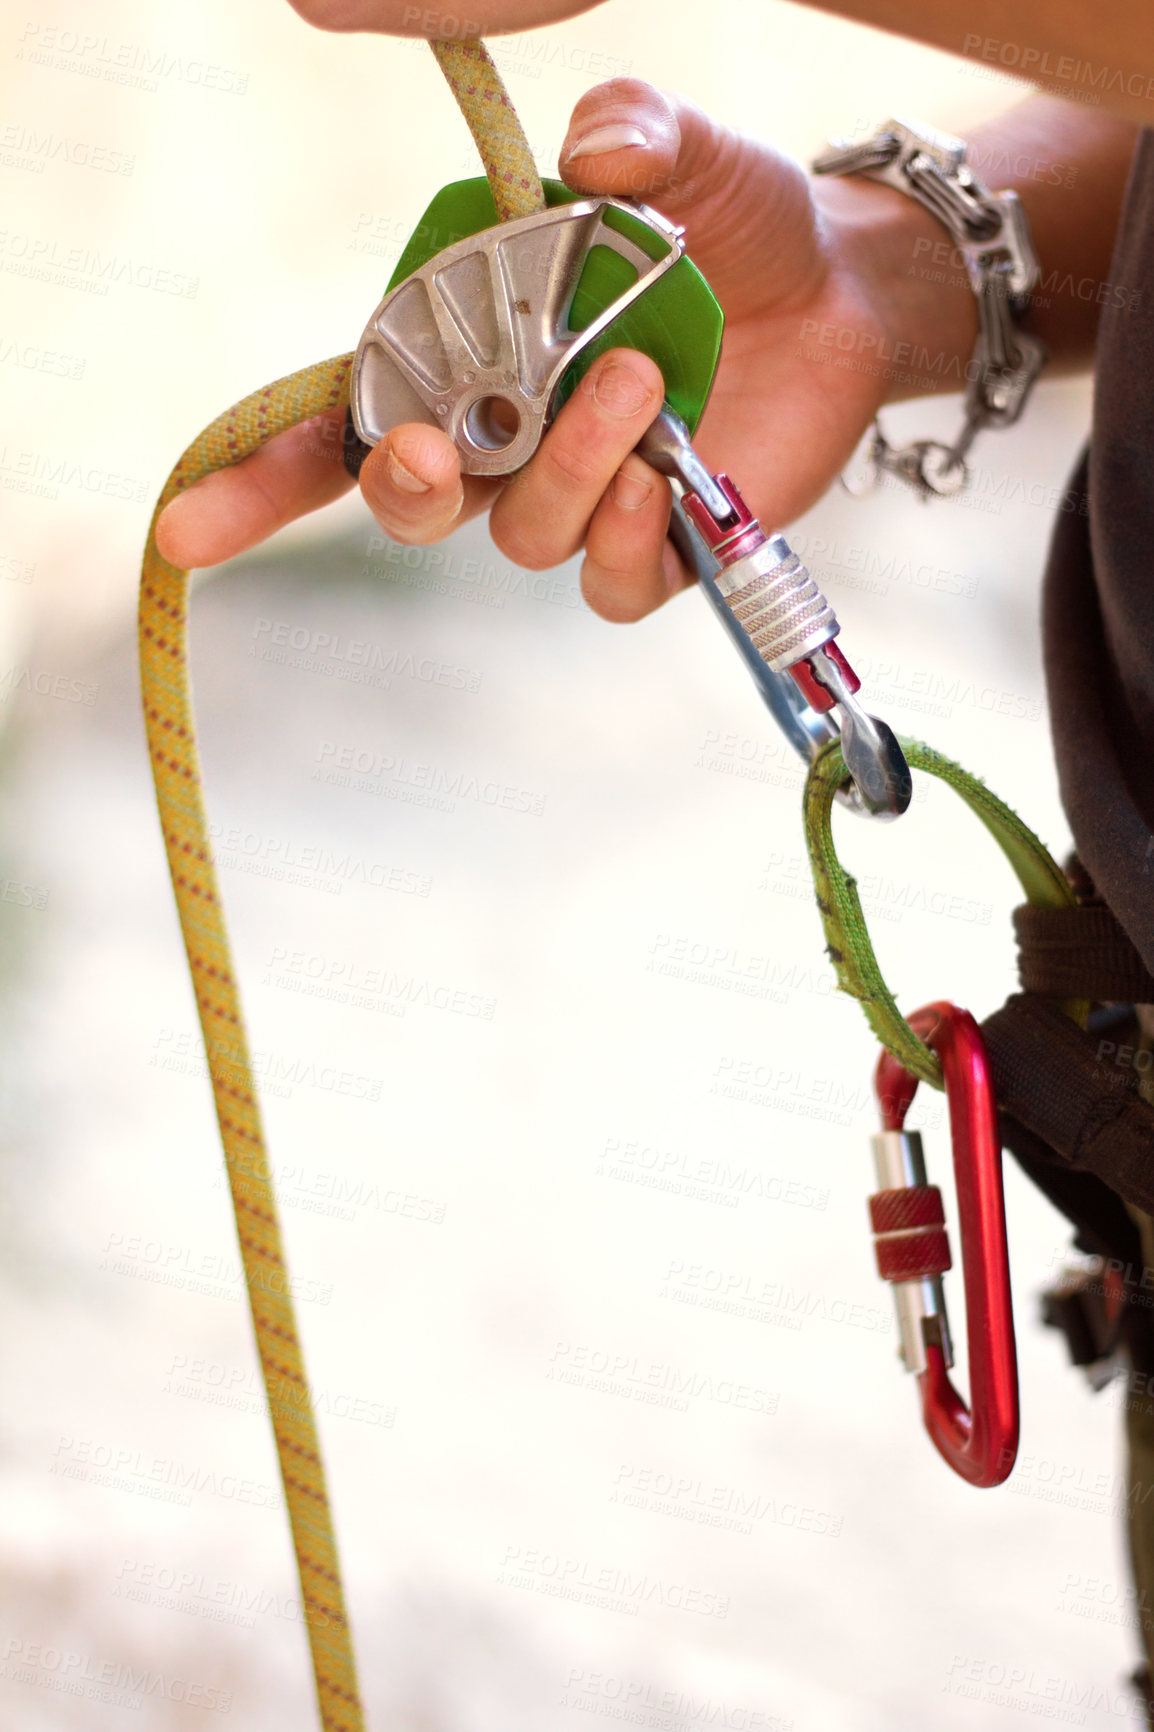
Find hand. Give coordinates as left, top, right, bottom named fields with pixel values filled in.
left=286, top=1, right=597, bottom=33
left=156, top=80, right=976, bottom=622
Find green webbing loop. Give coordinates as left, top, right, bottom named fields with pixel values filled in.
left=803, top=737, right=1086, bottom=1089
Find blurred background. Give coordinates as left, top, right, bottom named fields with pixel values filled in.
left=0, top=0, right=1140, bottom=1726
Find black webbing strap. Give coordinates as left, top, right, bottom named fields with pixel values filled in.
left=1014, top=902, right=1154, bottom=1002
left=983, top=991, right=1154, bottom=1219
left=998, top=1108, right=1145, bottom=1271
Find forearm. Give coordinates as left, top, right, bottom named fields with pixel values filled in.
left=802, top=0, right=1154, bottom=127
left=813, top=95, right=1138, bottom=402
left=298, top=0, right=1154, bottom=130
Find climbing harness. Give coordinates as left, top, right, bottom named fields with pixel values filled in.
left=138, top=34, right=1100, bottom=1724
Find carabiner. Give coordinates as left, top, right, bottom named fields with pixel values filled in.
left=871, top=1001, right=1018, bottom=1488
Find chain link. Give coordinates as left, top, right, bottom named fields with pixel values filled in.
left=812, top=117, right=1047, bottom=499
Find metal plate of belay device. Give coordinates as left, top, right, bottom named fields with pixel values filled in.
left=351, top=196, right=686, bottom=476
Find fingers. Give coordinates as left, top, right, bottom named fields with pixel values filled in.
left=358, top=421, right=498, bottom=546
left=153, top=345, right=676, bottom=627
left=489, top=347, right=664, bottom=571
left=561, top=79, right=683, bottom=198
left=154, top=409, right=355, bottom=569
left=580, top=454, right=688, bottom=623
left=153, top=410, right=497, bottom=569
left=559, top=79, right=824, bottom=317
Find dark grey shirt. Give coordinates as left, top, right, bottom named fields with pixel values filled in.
left=1044, top=130, right=1154, bottom=970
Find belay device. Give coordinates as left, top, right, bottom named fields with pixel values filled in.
left=139, top=36, right=1091, bottom=1730
left=346, top=177, right=913, bottom=818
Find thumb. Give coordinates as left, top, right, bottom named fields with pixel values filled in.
left=559, top=78, right=826, bottom=319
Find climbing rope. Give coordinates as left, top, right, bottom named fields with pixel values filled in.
left=139, top=40, right=543, bottom=1730
left=802, top=737, right=1087, bottom=1088
left=428, top=38, right=545, bottom=221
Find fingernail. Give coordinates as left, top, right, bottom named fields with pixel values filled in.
left=591, top=359, right=652, bottom=418
left=564, top=123, right=648, bottom=161
left=611, top=464, right=653, bottom=511
left=386, top=447, right=432, bottom=494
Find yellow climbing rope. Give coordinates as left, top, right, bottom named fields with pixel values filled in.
left=138, top=40, right=544, bottom=1732
left=428, top=38, right=545, bottom=220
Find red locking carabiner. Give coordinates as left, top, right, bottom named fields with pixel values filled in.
left=872, top=1002, right=1019, bottom=1488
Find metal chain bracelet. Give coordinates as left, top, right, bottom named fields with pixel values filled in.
left=811, top=118, right=1047, bottom=500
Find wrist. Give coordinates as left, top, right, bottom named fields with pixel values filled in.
left=812, top=172, right=979, bottom=406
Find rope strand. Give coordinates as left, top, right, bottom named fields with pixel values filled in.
left=429, top=38, right=546, bottom=220
left=138, top=39, right=545, bottom=1729
left=140, top=354, right=364, bottom=1732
